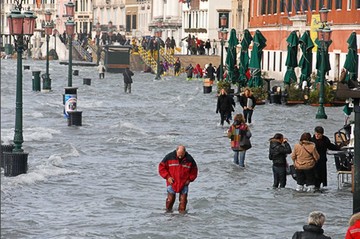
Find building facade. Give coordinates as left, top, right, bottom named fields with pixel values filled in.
left=248, top=0, right=360, bottom=81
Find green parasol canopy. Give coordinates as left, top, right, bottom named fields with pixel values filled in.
left=225, top=29, right=239, bottom=83
left=238, top=29, right=253, bottom=87
left=284, top=31, right=299, bottom=86
left=315, top=38, right=332, bottom=85
left=298, top=30, right=314, bottom=88
left=248, top=30, right=267, bottom=88
left=342, top=32, right=358, bottom=88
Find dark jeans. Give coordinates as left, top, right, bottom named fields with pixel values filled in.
left=273, top=165, right=287, bottom=188
left=220, top=111, right=231, bottom=125
left=296, top=168, right=316, bottom=186
left=243, top=109, right=254, bottom=123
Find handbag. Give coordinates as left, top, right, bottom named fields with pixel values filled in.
left=286, top=164, right=297, bottom=180
left=239, top=131, right=252, bottom=150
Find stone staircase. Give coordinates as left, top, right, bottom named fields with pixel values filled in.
left=73, top=40, right=93, bottom=62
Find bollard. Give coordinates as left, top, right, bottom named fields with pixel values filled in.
left=83, top=78, right=91, bottom=86
left=32, top=71, right=41, bottom=91
left=203, top=86, right=212, bottom=94
left=24, top=65, right=30, bottom=70
left=3, top=151, right=28, bottom=177
left=73, top=70, right=79, bottom=76
left=1, top=144, right=14, bottom=168
left=68, top=111, right=82, bottom=126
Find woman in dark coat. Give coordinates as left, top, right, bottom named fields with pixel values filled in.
left=268, top=133, right=292, bottom=188
left=216, top=88, right=235, bottom=126
left=123, top=67, right=134, bottom=93
left=292, top=211, right=331, bottom=239
left=311, top=126, right=340, bottom=190
left=239, top=88, right=256, bottom=124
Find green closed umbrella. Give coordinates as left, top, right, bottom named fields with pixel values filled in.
left=238, top=29, right=253, bottom=87
left=298, top=30, right=314, bottom=88
left=225, top=29, right=239, bottom=83
left=315, top=38, right=332, bottom=85
left=284, top=31, right=299, bottom=86
left=342, top=32, right=358, bottom=88
left=248, top=30, right=267, bottom=87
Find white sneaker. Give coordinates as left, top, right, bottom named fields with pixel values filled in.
left=307, top=185, right=315, bottom=193
left=295, top=185, right=304, bottom=192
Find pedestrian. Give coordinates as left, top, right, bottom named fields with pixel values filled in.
left=311, top=126, right=340, bottom=190
left=205, top=39, right=211, bottom=55
left=345, top=212, right=360, bottom=239
left=123, top=67, right=134, bottom=93
left=227, top=113, right=252, bottom=167
left=216, top=88, right=235, bottom=126
left=212, top=39, right=217, bottom=55
left=174, top=57, right=181, bottom=76
left=239, top=88, right=256, bottom=124
left=158, top=145, right=198, bottom=213
left=292, top=211, right=331, bottom=239
left=193, top=64, right=203, bottom=78
left=206, top=63, right=216, bottom=81
left=97, top=62, right=106, bottom=79
left=268, top=133, right=292, bottom=188
left=185, top=63, right=194, bottom=80
left=291, top=132, right=320, bottom=192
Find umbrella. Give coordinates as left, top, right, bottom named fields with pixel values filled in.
left=298, top=30, right=314, bottom=88
left=248, top=30, right=267, bottom=87
left=225, top=29, right=239, bottom=84
left=283, top=31, right=299, bottom=86
left=238, top=29, right=253, bottom=87
left=315, top=38, right=332, bottom=85
left=342, top=32, right=358, bottom=89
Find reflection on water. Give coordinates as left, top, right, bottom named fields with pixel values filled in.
left=1, top=59, right=353, bottom=238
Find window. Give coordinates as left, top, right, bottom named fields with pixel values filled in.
left=273, top=0, right=277, bottom=13
left=267, top=0, right=272, bottom=14
left=336, top=0, right=342, bottom=9
left=328, top=0, right=333, bottom=9
left=280, top=0, right=285, bottom=12
left=319, top=0, right=324, bottom=9
left=303, top=0, right=309, bottom=11
left=261, top=0, right=266, bottom=14
left=347, top=0, right=352, bottom=9
left=126, top=15, right=131, bottom=32
left=357, top=0, right=360, bottom=8
left=311, top=0, right=316, bottom=10
left=188, top=13, right=192, bottom=28
left=132, top=15, right=136, bottom=29
left=287, top=0, right=292, bottom=12
left=295, top=0, right=301, bottom=11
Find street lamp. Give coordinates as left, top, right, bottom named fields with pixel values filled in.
left=4, top=4, right=37, bottom=176
left=95, top=22, right=101, bottom=65
left=315, top=7, right=332, bottom=119
left=154, top=21, right=163, bottom=80
left=218, top=14, right=228, bottom=81
left=43, top=10, right=54, bottom=91
left=65, top=0, right=75, bottom=87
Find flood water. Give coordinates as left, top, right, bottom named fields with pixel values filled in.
left=1, top=59, right=353, bottom=238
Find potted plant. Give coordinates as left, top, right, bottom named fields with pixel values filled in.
left=308, top=85, right=335, bottom=106
left=284, top=84, right=306, bottom=105
left=250, top=86, right=267, bottom=105
left=217, top=80, right=232, bottom=94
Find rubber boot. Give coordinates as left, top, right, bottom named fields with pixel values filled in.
left=166, top=193, right=176, bottom=212
left=178, top=193, right=188, bottom=213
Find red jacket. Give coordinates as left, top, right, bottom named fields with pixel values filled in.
left=346, top=220, right=360, bottom=239
left=158, top=150, right=198, bottom=193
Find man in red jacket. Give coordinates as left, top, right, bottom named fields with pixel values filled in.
left=158, top=145, right=198, bottom=213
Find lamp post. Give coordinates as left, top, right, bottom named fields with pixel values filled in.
left=65, top=0, right=75, bottom=87
left=4, top=4, right=37, bottom=176
left=95, top=22, right=101, bottom=65
left=43, top=10, right=54, bottom=91
left=154, top=21, right=163, bottom=80
left=315, top=7, right=332, bottom=119
left=218, top=14, right=228, bottom=81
